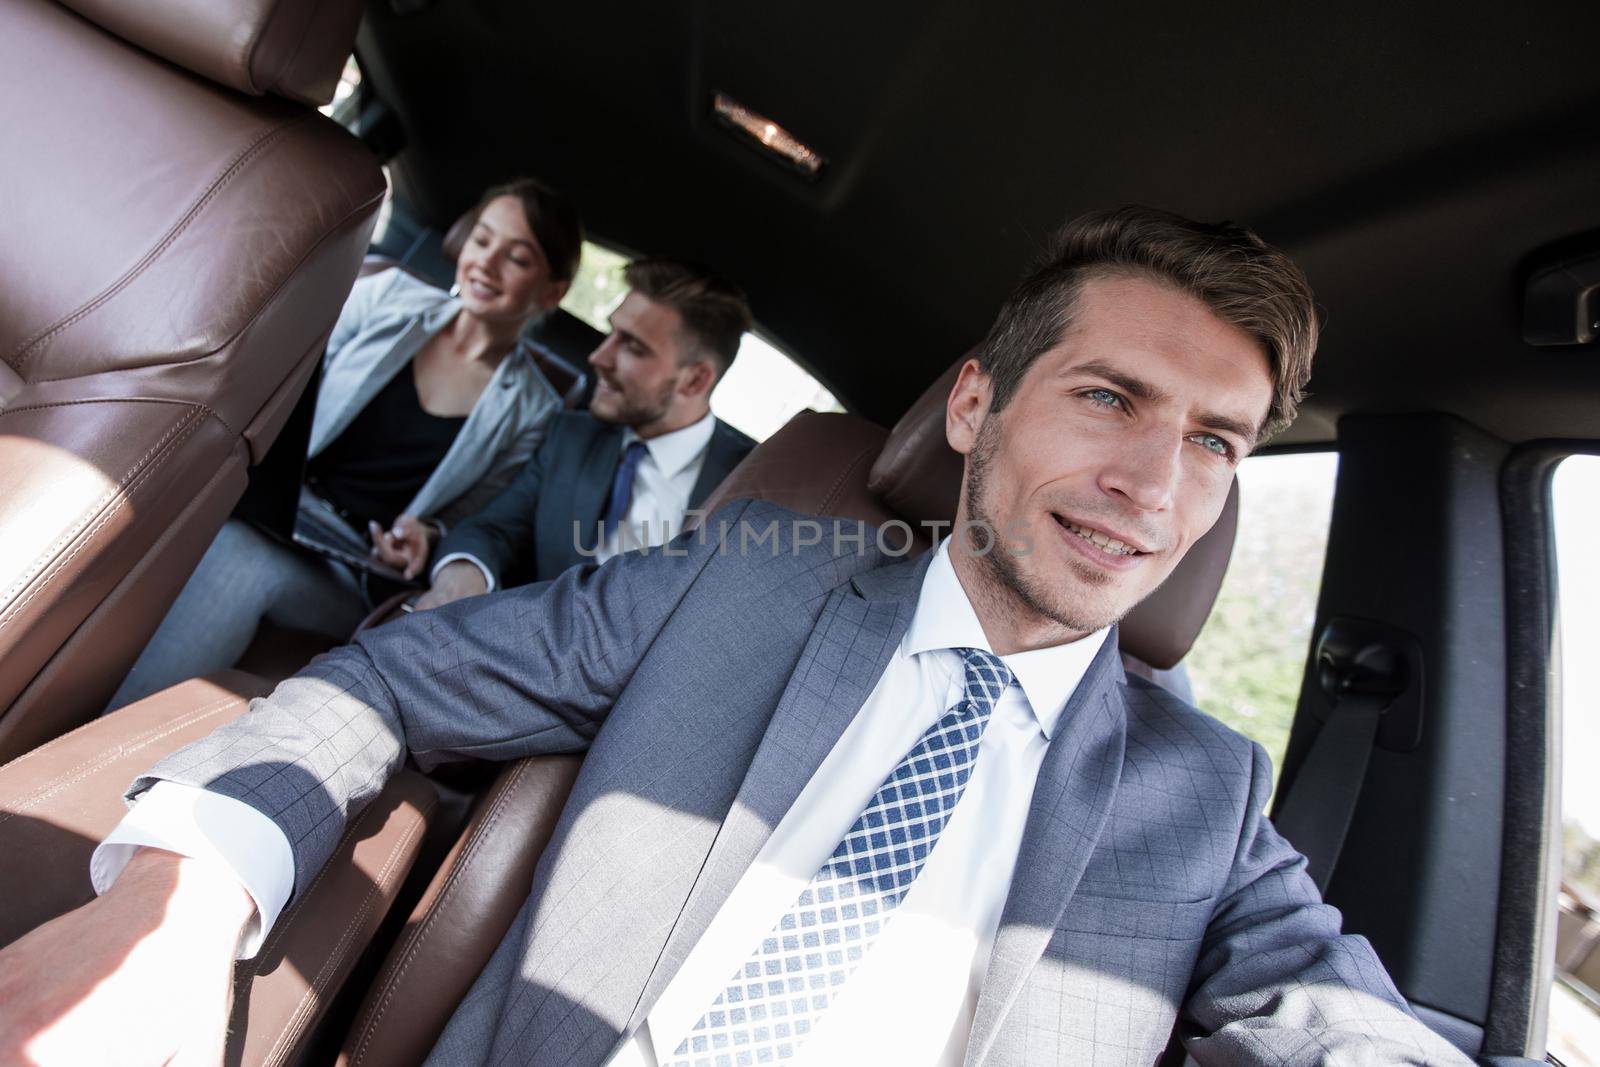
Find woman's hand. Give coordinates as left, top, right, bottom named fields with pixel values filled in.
left=368, top=515, right=439, bottom=580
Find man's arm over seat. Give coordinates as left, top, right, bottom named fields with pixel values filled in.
left=136, top=496, right=754, bottom=901
left=1181, top=743, right=1473, bottom=1065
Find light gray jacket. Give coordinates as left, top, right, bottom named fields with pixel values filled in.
left=135, top=500, right=1472, bottom=1065
left=309, top=268, right=563, bottom=527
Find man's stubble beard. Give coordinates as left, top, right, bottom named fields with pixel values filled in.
left=963, top=412, right=1128, bottom=637
left=595, top=375, right=678, bottom=431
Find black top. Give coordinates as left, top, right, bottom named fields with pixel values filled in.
left=305, top=362, right=466, bottom=530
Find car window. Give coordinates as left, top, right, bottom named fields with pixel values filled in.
left=1184, top=451, right=1338, bottom=785
left=318, top=56, right=363, bottom=121
left=1550, top=453, right=1600, bottom=1065
left=561, top=240, right=842, bottom=441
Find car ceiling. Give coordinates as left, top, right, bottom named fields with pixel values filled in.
left=353, top=0, right=1600, bottom=445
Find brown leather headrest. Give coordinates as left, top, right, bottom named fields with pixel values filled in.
left=866, top=359, right=964, bottom=524
left=58, top=0, right=364, bottom=106
left=1120, top=478, right=1239, bottom=669
left=861, top=356, right=1239, bottom=668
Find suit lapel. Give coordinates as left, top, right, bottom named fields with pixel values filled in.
left=964, top=631, right=1129, bottom=1066
left=573, top=421, right=624, bottom=526
left=621, top=554, right=929, bottom=1040
left=687, top=420, right=743, bottom=508
left=550, top=421, right=622, bottom=570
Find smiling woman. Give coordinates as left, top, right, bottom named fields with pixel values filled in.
left=106, top=178, right=584, bottom=711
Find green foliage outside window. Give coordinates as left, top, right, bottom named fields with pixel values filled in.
left=1186, top=454, right=1337, bottom=790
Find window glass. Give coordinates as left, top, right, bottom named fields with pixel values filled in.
left=1184, top=452, right=1338, bottom=782
left=561, top=241, right=842, bottom=441
left=318, top=56, right=363, bottom=119
left=1550, top=454, right=1600, bottom=1066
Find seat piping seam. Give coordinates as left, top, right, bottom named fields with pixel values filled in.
left=262, top=801, right=433, bottom=1067
left=0, top=406, right=205, bottom=629
left=347, top=760, right=535, bottom=1067
left=0, top=696, right=240, bottom=823
left=9, top=116, right=313, bottom=371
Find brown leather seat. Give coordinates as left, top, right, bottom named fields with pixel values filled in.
left=333, top=357, right=1240, bottom=1064
left=0, top=672, right=438, bottom=1067
left=0, top=0, right=385, bottom=763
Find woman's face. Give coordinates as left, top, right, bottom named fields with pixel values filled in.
left=453, top=195, right=568, bottom=325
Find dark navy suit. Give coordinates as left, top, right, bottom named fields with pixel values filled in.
left=436, top=411, right=754, bottom=588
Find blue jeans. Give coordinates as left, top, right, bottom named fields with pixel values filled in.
left=106, top=519, right=369, bottom=711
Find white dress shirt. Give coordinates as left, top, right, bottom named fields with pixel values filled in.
left=432, top=411, right=716, bottom=589
left=93, top=537, right=1110, bottom=1063
left=608, top=541, right=1109, bottom=1066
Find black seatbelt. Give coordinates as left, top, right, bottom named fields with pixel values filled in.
left=1272, top=690, right=1387, bottom=893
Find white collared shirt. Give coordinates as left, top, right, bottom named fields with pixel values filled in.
left=597, top=411, right=717, bottom=564
left=609, top=541, right=1110, bottom=1067
left=432, top=410, right=717, bottom=588
left=92, top=537, right=1111, bottom=1065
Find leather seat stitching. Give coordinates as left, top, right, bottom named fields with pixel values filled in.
left=0, top=697, right=241, bottom=824
left=32, top=186, right=387, bottom=388
left=816, top=445, right=878, bottom=513
left=0, top=408, right=204, bottom=631
left=348, top=761, right=534, bottom=1066
left=0, top=688, right=240, bottom=771
left=8, top=116, right=312, bottom=370
left=263, top=805, right=431, bottom=1067
left=0, top=403, right=201, bottom=612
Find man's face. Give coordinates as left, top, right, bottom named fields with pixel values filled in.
left=587, top=292, right=703, bottom=434
left=949, top=274, right=1274, bottom=645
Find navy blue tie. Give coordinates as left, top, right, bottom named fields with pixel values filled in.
left=602, top=440, right=650, bottom=540
left=663, top=647, right=1015, bottom=1066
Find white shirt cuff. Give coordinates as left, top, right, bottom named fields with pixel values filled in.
left=91, top=781, right=296, bottom=960
left=431, top=551, right=496, bottom=592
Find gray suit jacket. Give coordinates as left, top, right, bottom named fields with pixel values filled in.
left=135, top=500, right=1469, bottom=1065
left=310, top=268, right=564, bottom=527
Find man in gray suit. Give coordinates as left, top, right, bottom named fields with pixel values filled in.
left=0, top=208, right=1472, bottom=1066
left=371, top=258, right=756, bottom=605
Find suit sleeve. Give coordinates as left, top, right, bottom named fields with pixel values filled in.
left=432, top=430, right=552, bottom=586
left=128, top=499, right=756, bottom=901
left=430, top=369, right=564, bottom=530
left=1181, top=742, right=1473, bottom=1065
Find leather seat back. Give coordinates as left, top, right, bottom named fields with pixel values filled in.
left=0, top=0, right=385, bottom=761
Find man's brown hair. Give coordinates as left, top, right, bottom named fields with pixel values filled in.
left=624, top=258, right=752, bottom=377
left=976, top=206, right=1318, bottom=442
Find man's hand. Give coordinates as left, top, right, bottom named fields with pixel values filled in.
left=368, top=515, right=439, bottom=580
left=0, top=848, right=254, bottom=1067
left=414, top=560, right=490, bottom=611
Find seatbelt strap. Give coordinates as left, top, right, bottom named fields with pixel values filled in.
left=1272, top=692, right=1387, bottom=893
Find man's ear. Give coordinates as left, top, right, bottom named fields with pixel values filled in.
left=677, top=358, right=716, bottom=399
left=945, top=359, right=991, bottom=456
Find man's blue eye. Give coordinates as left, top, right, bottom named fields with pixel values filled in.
left=1086, top=389, right=1122, bottom=408
left=1194, top=434, right=1230, bottom=457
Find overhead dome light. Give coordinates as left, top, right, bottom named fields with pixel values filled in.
left=712, top=92, right=825, bottom=180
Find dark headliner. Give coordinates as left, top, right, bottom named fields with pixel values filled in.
left=354, top=0, right=1600, bottom=445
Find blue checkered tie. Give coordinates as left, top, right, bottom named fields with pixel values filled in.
left=663, top=647, right=1014, bottom=1067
